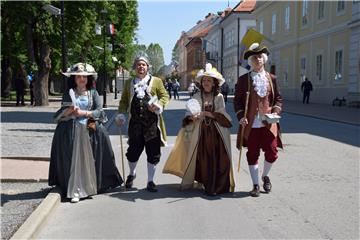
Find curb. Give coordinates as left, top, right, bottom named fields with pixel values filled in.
left=1, top=179, right=48, bottom=183
left=1, top=156, right=50, bottom=161
left=10, top=187, right=61, bottom=240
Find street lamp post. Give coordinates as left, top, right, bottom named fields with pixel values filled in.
left=60, top=1, right=67, bottom=92
left=112, top=56, right=119, bottom=100
left=101, top=9, right=108, bottom=108
left=43, top=2, right=67, bottom=92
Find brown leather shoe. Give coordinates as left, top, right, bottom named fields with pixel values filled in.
left=262, top=176, right=272, bottom=193
left=250, top=184, right=260, bottom=197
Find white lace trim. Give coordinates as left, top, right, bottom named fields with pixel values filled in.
left=133, top=75, right=151, bottom=99
left=251, top=70, right=269, bottom=98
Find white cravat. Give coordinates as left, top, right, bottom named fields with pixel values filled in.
left=251, top=70, right=268, bottom=128
left=251, top=70, right=269, bottom=98
left=134, top=75, right=151, bottom=99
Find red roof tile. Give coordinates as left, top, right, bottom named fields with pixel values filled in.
left=233, top=0, right=256, bottom=12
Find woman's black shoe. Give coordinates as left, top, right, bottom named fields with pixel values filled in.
left=250, top=184, right=260, bottom=197
left=146, top=181, right=158, bottom=192
left=125, top=175, right=136, bottom=188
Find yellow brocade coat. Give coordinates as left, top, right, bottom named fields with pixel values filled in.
left=118, top=75, right=169, bottom=146
left=163, top=92, right=235, bottom=192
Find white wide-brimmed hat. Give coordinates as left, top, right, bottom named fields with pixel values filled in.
left=62, top=63, right=97, bottom=77
left=195, top=63, right=225, bottom=86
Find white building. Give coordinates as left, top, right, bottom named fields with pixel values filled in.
left=204, top=1, right=257, bottom=92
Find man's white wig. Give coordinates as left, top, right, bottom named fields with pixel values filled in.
left=132, top=53, right=151, bottom=70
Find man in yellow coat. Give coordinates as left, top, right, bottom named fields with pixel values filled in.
left=115, top=56, right=169, bottom=192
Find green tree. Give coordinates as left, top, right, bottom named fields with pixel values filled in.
left=1, top=1, right=138, bottom=105
left=146, top=43, right=165, bottom=76
left=171, top=43, right=180, bottom=64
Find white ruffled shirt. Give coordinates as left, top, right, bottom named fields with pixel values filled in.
left=251, top=70, right=269, bottom=128
left=133, top=75, right=151, bottom=99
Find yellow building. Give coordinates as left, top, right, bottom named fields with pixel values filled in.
left=253, top=1, right=359, bottom=104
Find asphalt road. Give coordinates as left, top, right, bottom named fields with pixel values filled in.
left=37, top=98, right=359, bottom=239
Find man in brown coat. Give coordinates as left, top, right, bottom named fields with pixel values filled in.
left=234, top=43, right=283, bottom=197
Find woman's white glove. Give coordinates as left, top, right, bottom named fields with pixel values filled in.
left=115, top=114, right=126, bottom=127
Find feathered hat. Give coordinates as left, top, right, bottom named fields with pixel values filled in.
left=243, top=43, right=269, bottom=60
left=61, top=63, right=97, bottom=77
left=195, top=63, right=225, bottom=86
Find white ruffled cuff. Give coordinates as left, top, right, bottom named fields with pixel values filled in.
left=153, top=103, right=163, bottom=115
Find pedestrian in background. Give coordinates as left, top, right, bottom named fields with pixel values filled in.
left=173, top=79, right=180, bottom=100
left=234, top=43, right=283, bottom=197
left=14, top=63, right=26, bottom=106
left=28, top=72, right=34, bottom=106
left=221, top=80, right=230, bottom=103
left=116, top=56, right=169, bottom=192
left=301, top=77, right=313, bottom=104
left=163, top=63, right=235, bottom=196
left=166, top=80, right=173, bottom=99
left=49, top=63, right=123, bottom=203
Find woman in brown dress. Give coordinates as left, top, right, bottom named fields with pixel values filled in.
left=163, top=63, right=235, bottom=196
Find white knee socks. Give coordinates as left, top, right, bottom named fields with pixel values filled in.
left=249, top=164, right=259, bottom=185
left=128, top=161, right=137, bottom=176
left=147, top=162, right=156, bottom=183
left=262, top=160, right=273, bottom=177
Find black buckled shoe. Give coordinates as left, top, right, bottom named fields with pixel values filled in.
left=146, top=181, right=158, bottom=192
left=250, top=184, right=260, bottom=197
left=262, top=176, right=272, bottom=193
left=125, top=175, right=136, bottom=188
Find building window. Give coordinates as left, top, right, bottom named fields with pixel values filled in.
left=300, top=57, right=306, bottom=77
left=335, top=49, right=343, bottom=81
left=318, top=1, right=325, bottom=20
left=285, top=6, right=290, bottom=31
left=272, top=13, right=277, bottom=34
left=302, top=0, right=308, bottom=26
left=301, top=57, right=306, bottom=70
left=259, top=20, right=264, bottom=34
left=195, top=49, right=202, bottom=68
left=283, top=59, right=289, bottom=86
left=316, top=54, right=322, bottom=81
left=337, top=0, right=345, bottom=12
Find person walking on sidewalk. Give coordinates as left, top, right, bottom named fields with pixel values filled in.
left=233, top=43, right=283, bottom=197
left=115, top=55, right=169, bottom=192
left=49, top=63, right=123, bottom=203
left=163, top=63, right=235, bottom=196
left=173, top=79, right=180, bottom=100
left=301, top=77, right=313, bottom=104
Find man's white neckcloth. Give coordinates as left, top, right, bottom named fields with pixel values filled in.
left=134, top=74, right=151, bottom=99
left=251, top=70, right=269, bottom=98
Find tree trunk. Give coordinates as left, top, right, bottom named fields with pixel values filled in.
left=1, top=58, right=12, bottom=98
left=34, top=41, right=51, bottom=106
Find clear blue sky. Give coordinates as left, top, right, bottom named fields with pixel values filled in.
left=137, top=0, right=239, bottom=65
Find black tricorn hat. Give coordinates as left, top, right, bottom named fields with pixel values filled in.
left=243, top=43, right=269, bottom=60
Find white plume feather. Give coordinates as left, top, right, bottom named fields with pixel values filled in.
left=249, top=42, right=259, bottom=50
left=205, top=63, right=212, bottom=73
